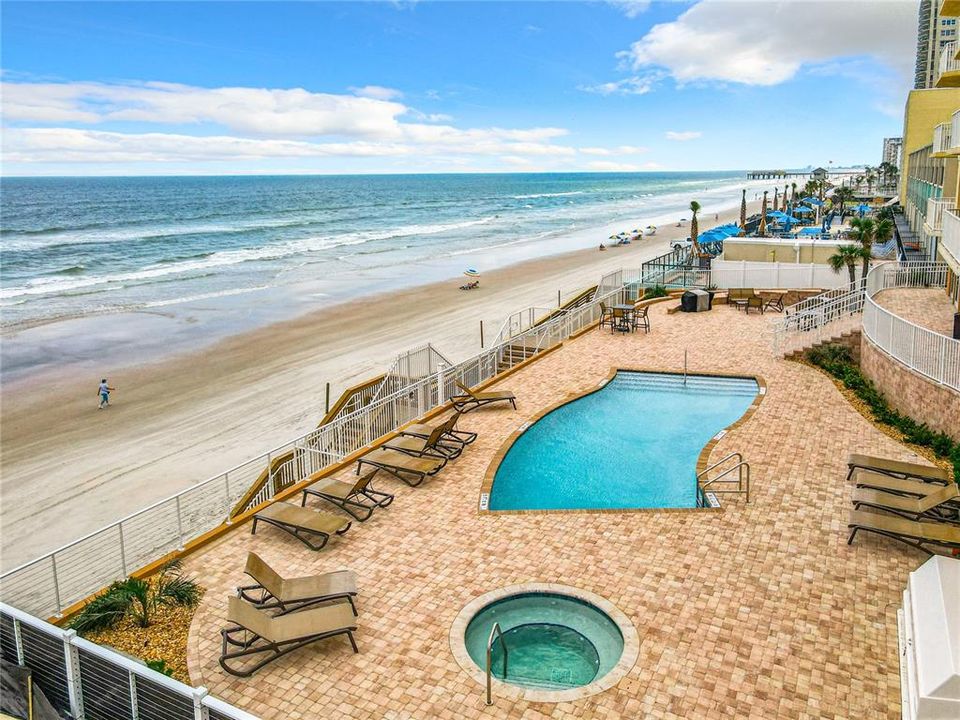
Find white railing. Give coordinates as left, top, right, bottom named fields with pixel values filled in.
left=939, top=40, right=960, bottom=80
left=0, top=602, right=259, bottom=720
left=862, top=262, right=960, bottom=391
left=952, top=109, right=960, bottom=153
left=0, top=273, right=631, bottom=620
left=933, top=121, right=953, bottom=155
left=770, top=275, right=867, bottom=356
left=943, top=208, right=960, bottom=264
left=924, top=197, right=954, bottom=234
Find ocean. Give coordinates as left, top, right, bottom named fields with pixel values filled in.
left=1, top=172, right=753, bottom=330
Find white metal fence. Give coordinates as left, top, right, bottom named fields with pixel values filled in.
left=942, top=208, right=960, bottom=264
left=770, top=276, right=867, bottom=356
left=862, top=263, right=960, bottom=391
left=0, top=602, right=258, bottom=720
left=0, top=272, right=631, bottom=621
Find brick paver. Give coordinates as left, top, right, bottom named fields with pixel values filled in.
left=874, top=287, right=956, bottom=336
left=184, top=301, right=934, bottom=719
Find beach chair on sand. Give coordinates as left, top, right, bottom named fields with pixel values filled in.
left=851, top=483, right=959, bottom=523
left=237, top=552, right=358, bottom=615
left=252, top=502, right=351, bottom=551
left=400, top=411, right=477, bottom=448
left=451, top=381, right=517, bottom=413
left=845, top=453, right=950, bottom=483
left=355, top=447, right=445, bottom=487
left=220, top=596, right=357, bottom=677
left=386, top=423, right=462, bottom=460
left=847, top=510, right=960, bottom=556
left=301, top=470, right=394, bottom=522
left=853, top=469, right=955, bottom=497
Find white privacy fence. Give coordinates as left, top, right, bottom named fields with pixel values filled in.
left=708, top=260, right=858, bottom=290
left=0, top=271, right=632, bottom=621
left=862, top=263, right=960, bottom=391
left=0, top=602, right=259, bottom=720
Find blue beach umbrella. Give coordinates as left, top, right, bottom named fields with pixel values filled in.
left=464, top=268, right=480, bottom=277
left=794, top=206, right=813, bottom=214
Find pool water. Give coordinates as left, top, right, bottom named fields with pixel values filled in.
left=490, top=371, right=758, bottom=511
left=464, top=593, right=623, bottom=690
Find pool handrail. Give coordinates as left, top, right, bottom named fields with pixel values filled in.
left=485, top=622, right=508, bottom=705
left=698, top=451, right=751, bottom=503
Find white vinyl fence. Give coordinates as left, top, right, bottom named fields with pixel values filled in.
left=0, top=271, right=632, bottom=620
left=0, top=602, right=258, bottom=720
left=708, top=260, right=860, bottom=290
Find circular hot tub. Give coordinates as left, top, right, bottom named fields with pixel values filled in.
left=450, top=584, right=638, bottom=703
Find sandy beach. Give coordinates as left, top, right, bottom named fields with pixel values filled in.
left=0, top=199, right=758, bottom=570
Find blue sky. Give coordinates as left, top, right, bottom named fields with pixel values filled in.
left=1, top=1, right=918, bottom=175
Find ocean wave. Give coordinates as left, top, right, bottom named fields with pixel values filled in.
left=142, top=285, right=271, bottom=308
left=512, top=191, right=585, bottom=199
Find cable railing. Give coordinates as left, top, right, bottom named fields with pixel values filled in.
left=862, top=263, right=959, bottom=391
left=0, top=273, right=630, bottom=621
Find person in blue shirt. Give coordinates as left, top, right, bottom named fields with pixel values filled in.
left=98, top=379, right=115, bottom=409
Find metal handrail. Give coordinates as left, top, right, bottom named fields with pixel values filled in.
left=698, top=453, right=751, bottom=503
left=485, top=622, right=508, bottom=706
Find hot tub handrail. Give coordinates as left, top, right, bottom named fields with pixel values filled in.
left=485, top=622, right=508, bottom=706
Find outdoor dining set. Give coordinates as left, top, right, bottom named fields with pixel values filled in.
left=599, top=302, right=651, bottom=334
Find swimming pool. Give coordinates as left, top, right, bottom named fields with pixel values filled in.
left=488, top=371, right=759, bottom=511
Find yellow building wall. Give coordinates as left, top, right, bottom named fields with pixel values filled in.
left=900, top=88, right=960, bottom=201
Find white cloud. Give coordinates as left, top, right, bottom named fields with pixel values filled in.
left=350, top=85, right=403, bottom=100
left=606, top=1, right=651, bottom=19
left=579, top=145, right=648, bottom=156
left=665, top=131, right=701, bottom=141
left=579, top=74, right=659, bottom=96
left=620, top=0, right=916, bottom=87
left=586, top=160, right=641, bottom=172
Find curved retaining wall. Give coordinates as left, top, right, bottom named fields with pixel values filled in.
left=860, top=336, right=960, bottom=442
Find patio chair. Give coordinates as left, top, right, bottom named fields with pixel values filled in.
left=385, top=423, right=461, bottom=460
left=610, top=306, right=631, bottom=332
left=355, top=446, right=445, bottom=486
left=845, top=453, right=950, bottom=483
left=400, top=411, right=477, bottom=448
left=847, top=510, right=960, bottom=556
left=746, top=293, right=764, bottom=314
left=252, top=502, right=351, bottom=551
left=851, top=483, right=960, bottom=523
left=763, top=293, right=786, bottom=313
left=237, top=552, right=358, bottom=615
left=632, top=305, right=650, bottom=333
left=451, top=381, right=517, bottom=413
left=301, top=470, right=394, bottom=522
left=219, top=596, right=357, bottom=677
left=853, top=469, right=953, bottom=497
left=599, top=302, right=615, bottom=329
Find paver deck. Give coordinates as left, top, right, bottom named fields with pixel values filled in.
left=185, top=300, right=938, bottom=719
left=874, top=287, right=956, bottom=336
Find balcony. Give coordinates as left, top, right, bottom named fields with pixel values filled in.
left=933, top=121, right=954, bottom=156
left=936, top=41, right=960, bottom=87
left=943, top=208, right=960, bottom=266
left=923, top=196, right=955, bottom=236
left=952, top=110, right=960, bottom=154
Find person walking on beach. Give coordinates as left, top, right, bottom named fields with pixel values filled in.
left=98, top=378, right=115, bottom=409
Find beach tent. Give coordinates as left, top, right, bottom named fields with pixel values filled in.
left=798, top=227, right=823, bottom=236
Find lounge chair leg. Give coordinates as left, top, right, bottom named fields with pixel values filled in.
left=347, top=631, right=359, bottom=653
left=347, top=596, right=358, bottom=617
left=847, top=527, right=858, bottom=545
left=251, top=518, right=259, bottom=536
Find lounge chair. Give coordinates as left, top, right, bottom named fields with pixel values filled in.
left=451, top=380, right=517, bottom=413
left=400, top=411, right=477, bottom=448
left=252, top=502, right=351, bottom=551
left=847, top=510, right=960, bottom=556
left=746, top=294, right=764, bottom=314
left=853, top=469, right=952, bottom=497
left=845, top=453, right=950, bottom=483
left=219, top=596, right=357, bottom=677
left=301, top=470, right=393, bottom=522
left=763, top=293, right=786, bottom=313
left=237, top=552, right=358, bottom=615
left=385, top=423, right=461, bottom=460
left=355, top=446, right=445, bottom=486
left=851, top=483, right=959, bottom=523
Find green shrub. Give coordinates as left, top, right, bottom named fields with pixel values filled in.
left=146, top=659, right=174, bottom=677
left=69, top=582, right=133, bottom=633
left=805, top=343, right=960, bottom=483
left=643, top=284, right=668, bottom=299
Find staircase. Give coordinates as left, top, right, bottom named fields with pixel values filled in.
left=497, top=343, right=540, bottom=372
left=771, top=278, right=866, bottom=357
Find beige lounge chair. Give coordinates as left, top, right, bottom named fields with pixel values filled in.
left=252, top=502, right=350, bottom=550
left=355, top=447, right=445, bottom=486
left=847, top=510, right=960, bottom=556
left=851, top=483, right=959, bottom=523
left=385, top=423, right=461, bottom=460
left=853, top=469, right=953, bottom=497
left=451, top=380, right=517, bottom=413
left=237, top=552, right=358, bottom=615
left=846, top=453, right=950, bottom=483
left=219, top=596, right=357, bottom=677
left=401, top=411, right=477, bottom=448
left=300, top=471, right=393, bottom=522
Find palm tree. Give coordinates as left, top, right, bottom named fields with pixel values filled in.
left=782, top=184, right=788, bottom=211
left=832, top=186, right=855, bottom=215
left=689, top=200, right=702, bottom=259
left=790, top=182, right=797, bottom=203
left=850, top=216, right=876, bottom=285
left=865, top=168, right=876, bottom=195
left=874, top=217, right=893, bottom=252
left=828, top=244, right=870, bottom=286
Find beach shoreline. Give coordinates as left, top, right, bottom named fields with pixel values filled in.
left=0, top=197, right=760, bottom=570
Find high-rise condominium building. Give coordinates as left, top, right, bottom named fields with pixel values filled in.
left=915, top=0, right=960, bottom=89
